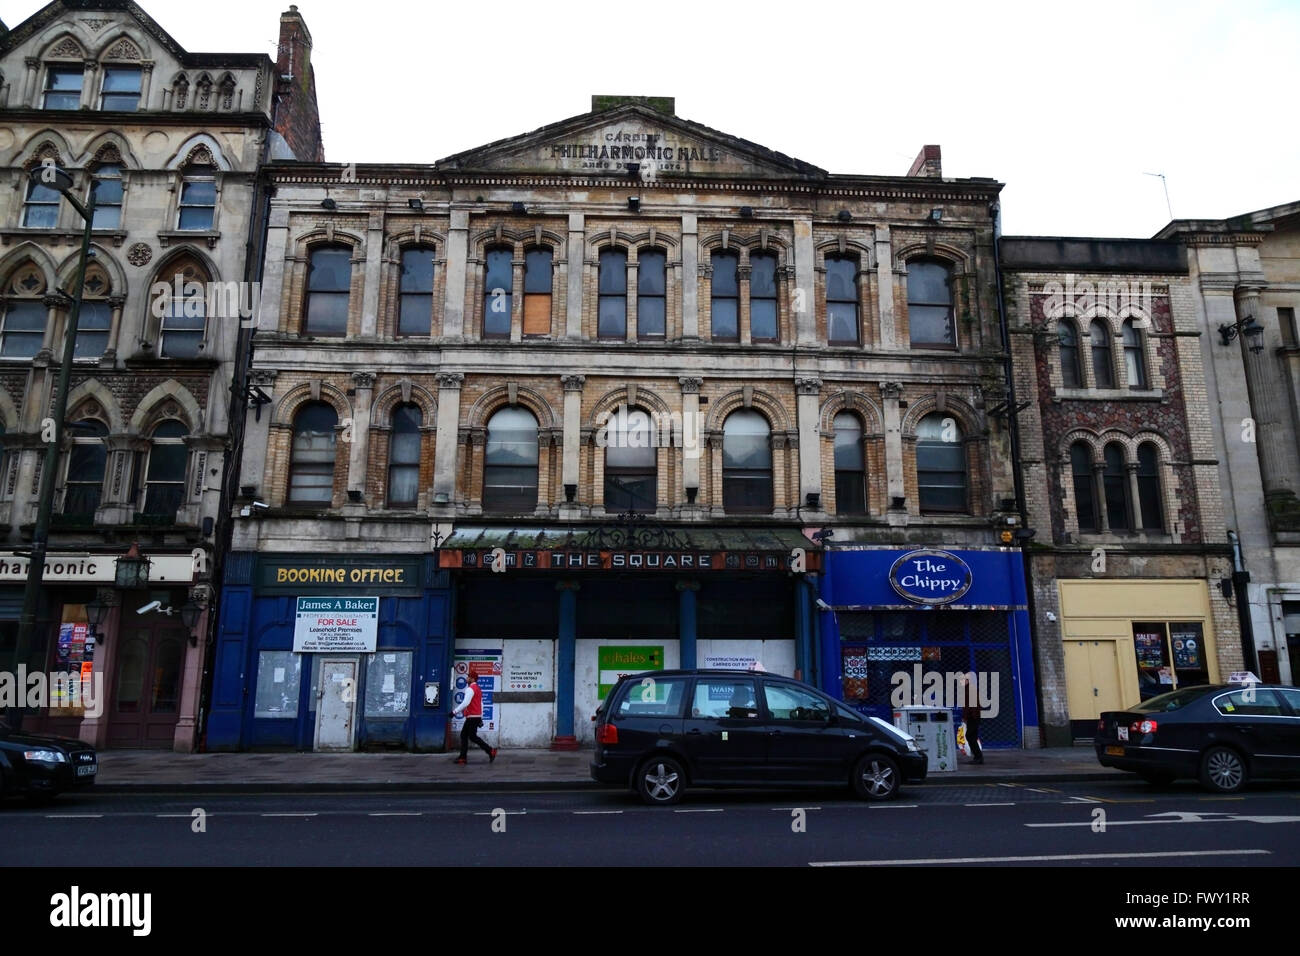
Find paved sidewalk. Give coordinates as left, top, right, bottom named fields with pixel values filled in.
left=90, top=745, right=1123, bottom=793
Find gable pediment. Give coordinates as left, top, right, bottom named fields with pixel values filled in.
left=437, top=105, right=826, bottom=181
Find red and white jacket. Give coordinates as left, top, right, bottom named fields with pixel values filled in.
left=456, top=682, right=483, bottom=718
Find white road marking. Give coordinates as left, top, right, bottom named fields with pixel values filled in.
left=573, top=810, right=623, bottom=815
left=1026, top=788, right=1057, bottom=794
left=1028, top=811, right=1300, bottom=828
left=868, top=804, right=918, bottom=809
left=44, top=813, right=102, bottom=819
left=996, top=783, right=1018, bottom=788
left=674, top=808, right=724, bottom=813
left=261, top=812, right=317, bottom=817
left=472, top=810, right=526, bottom=816
left=811, top=849, right=1270, bottom=867
left=368, top=812, right=422, bottom=817
left=965, top=802, right=1016, bottom=807
left=1064, top=797, right=1102, bottom=804
left=773, top=807, right=822, bottom=811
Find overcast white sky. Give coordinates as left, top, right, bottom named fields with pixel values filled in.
left=8, top=0, right=1297, bottom=236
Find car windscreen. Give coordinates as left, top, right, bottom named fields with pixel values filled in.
left=1131, top=687, right=1211, bottom=713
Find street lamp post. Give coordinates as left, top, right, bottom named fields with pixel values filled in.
left=7, top=163, right=97, bottom=729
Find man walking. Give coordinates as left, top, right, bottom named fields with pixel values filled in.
left=452, top=673, right=497, bottom=765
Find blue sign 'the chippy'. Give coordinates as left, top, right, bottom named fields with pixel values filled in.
left=888, top=549, right=973, bottom=605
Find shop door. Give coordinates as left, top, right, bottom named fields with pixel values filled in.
left=1063, top=640, right=1123, bottom=720
left=315, top=659, right=357, bottom=751
left=108, top=624, right=185, bottom=748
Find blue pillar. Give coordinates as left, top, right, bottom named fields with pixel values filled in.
left=552, top=581, right=579, bottom=750
left=795, top=580, right=811, bottom=681
left=677, top=580, right=698, bottom=669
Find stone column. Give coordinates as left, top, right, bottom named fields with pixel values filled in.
left=553, top=580, right=580, bottom=750
left=561, top=375, right=584, bottom=516
left=1239, top=287, right=1297, bottom=499
left=104, top=293, right=125, bottom=362
left=1127, top=461, right=1143, bottom=531
left=796, top=377, right=822, bottom=511
left=625, top=254, right=638, bottom=342
left=880, top=381, right=904, bottom=504
left=442, top=207, right=469, bottom=339
left=22, top=58, right=39, bottom=107
left=346, top=372, right=375, bottom=502
left=565, top=213, right=585, bottom=339
left=708, top=433, right=724, bottom=517
left=1094, top=463, right=1110, bottom=533
left=876, top=227, right=897, bottom=350
left=681, top=214, right=699, bottom=340
left=679, top=376, right=702, bottom=507
left=738, top=261, right=752, bottom=346
left=139, top=62, right=154, bottom=109
left=433, top=372, right=463, bottom=510
left=360, top=210, right=384, bottom=337
left=510, top=251, right=524, bottom=343
left=794, top=217, right=816, bottom=346
left=80, top=60, right=98, bottom=109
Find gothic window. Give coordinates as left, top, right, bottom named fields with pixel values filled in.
left=158, top=255, right=209, bottom=358
left=1137, top=442, right=1163, bottom=531
left=178, top=167, right=217, bottom=230
left=64, top=419, right=108, bottom=516
left=0, top=265, right=47, bottom=358
left=143, top=420, right=189, bottom=519
left=1123, top=319, right=1147, bottom=389
left=100, top=67, right=141, bottom=111
left=1058, top=320, right=1082, bottom=388
left=1071, top=441, right=1097, bottom=532
left=22, top=178, right=60, bottom=228
left=1103, top=442, right=1130, bottom=531
left=43, top=66, right=82, bottom=109
left=91, top=162, right=124, bottom=230
left=73, top=264, right=112, bottom=360
left=1090, top=319, right=1115, bottom=388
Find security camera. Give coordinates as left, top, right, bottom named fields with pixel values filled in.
left=815, top=598, right=832, bottom=611
left=137, top=600, right=162, bottom=615
left=252, top=501, right=270, bottom=510
left=1045, top=611, right=1057, bottom=622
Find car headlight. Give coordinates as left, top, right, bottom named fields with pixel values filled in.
left=906, top=739, right=920, bottom=752
left=23, top=750, right=67, bottom=763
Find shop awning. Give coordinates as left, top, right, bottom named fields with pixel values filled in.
left=438, top=525, right=822, bottom=573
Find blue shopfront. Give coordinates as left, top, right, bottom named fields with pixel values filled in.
left=205, top=553, right=453, bottom=751
left=817, top=547, right=1038, bottom=748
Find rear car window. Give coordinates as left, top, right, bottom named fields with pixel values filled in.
left=690, top=678, right=758, bottom=719
left=616, top=676, right=688, bottom=717
left=1132, top=687, right=1210, bottom=713
left=1214, top=688, right=1284, bottom=717
left=1279, top=688, right=1300, bottom=714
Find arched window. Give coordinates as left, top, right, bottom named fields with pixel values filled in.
left=723, top=409, right=772, bottom=513
left=73, top=264, right=112, bottom=360
left=916, top=413, right=967, bottom=513
left=387, top=403, right=422, bottom=509
left=1, top=264, right=48, bottom=358
left=1058, top=320, right=1082, bottom=388
left=91, top=162, right=123, bottom=229
left=599, top=249, right=628, bottom=339
left=834, top=412, right=866, bottom=515
left=825, top=255, right=858, bottom=344
left=1071, top=442, right=1097, bottom=532
left=711, top=250, right=739, bottom=341
left=605, top=407, right=657, bottom=514
left=750, top=252, right=779, bottom=342
left=143, top=420, right=189, bottom=518
left=637, top=249, right=666, bottom=339
left=523, top=247, right=552, bottom=336
left=22, top=177, right=60, bottom=228
left=908, top=260, right=955, bottom=348
left=158, top=255, right=208, bottom=358
left=484, top=407, right=539, bottom=512
left=1137, top=443, right=1163, bottom=531
left=1123, top=319, right=1147, bottom=389
left=482, top=247, right=512, bottom=338
left=64, top=419, right=108, bottom=516
left=303, top=246, right=351, bottom=336
left=1103, top=442, right=1129, bottom=531
left=288, top=402, right=338, bottom=505
left=1090, top=320, right=1114, bottom=388
left=398, top=246, right=435, bottom=336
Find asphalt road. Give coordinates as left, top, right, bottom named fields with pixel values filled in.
left=5, top=778, right=1300, bottom=867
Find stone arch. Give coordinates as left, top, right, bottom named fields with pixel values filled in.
left=1061, top=429, right=1103, bottom=462
left=272, top=382, right=353, bottom=427
left=94, top=30, right=150, bottom=62
left=0, top=243, right=58, bottom=289
left=56, top=243, right=127, bottom=293
left=82, top=131, right=142, bottom=169
left=65, top=379, right=123, bottom=433
left=388, top=230, right=446, bottom=253
left=150, top=245, right=220, bottom=284
left=819, top=390, right=883, bottom=434
left=585, top=231, right=638, bottom=254
left=1097, top=430, right=1139, bottom=462
left=294, top=227, right=365, bottom=255
left=626, top=230, right=680, bottom=250
left=471, top=227, right=528, bottom=254
left=0, top=389, right=19, bottom=432
left=706, top=387, right=791, bottom=432
left=1132, top=431, right=1174, bottom=465
left=588, top=384, right=674, bottom=427
left=894, top=242, right=971, bottom=272
left=901, top=395, right=980, bottom=436
left=16, top=129, right=73, bottom=168
left=129, top=380, right=203, bottom=434
left=164, top=134, right=232, bottom=172
left=814, top=237, right=873, bottom=266
left=370, top=381, right=438, bottom=426
left=466, top=384, right=557, bottom=430
left=39, top=32, right=86, bottom=61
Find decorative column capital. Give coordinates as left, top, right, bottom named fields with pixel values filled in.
left=879, top=381, right=903, bottom=399
left=795, top=377, right=822, bottom=395
left=678, top=376, right=703, bottom=394
left=42, top=293, right=68, bottom=309
left=436, top=371, right=465, bottom=389
left=351, top=371, right=377, bottom=389
left=106, top=294, right=127, bottom=309
left=24, top=57, right=40, bottom=70
left=561, top=374, right=586, bottom=392
left=248, top=368, right=279, bottom=387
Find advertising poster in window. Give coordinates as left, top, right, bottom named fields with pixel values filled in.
left=292, top=597, right=379, bottom=652
left=597, top=645, right=664, bottom=699
left=451, top=649, right=502, bottom=733
left=1171, top=627, right=1202, bottom=669
left=1134, top=629, right=1166, bottom=668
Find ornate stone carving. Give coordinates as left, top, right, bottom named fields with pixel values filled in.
left=879, top=381, right=903, bottom=399
left=351, top=371, right=376, bottom=389
left=81, top=18, right=113, bottom=32
left=103, top=38, right=143, bottom=60
left=436, top=371, right=465, bottom=389
left=795, top=377, right=822, bottom=395
left=678, top=376, right=703, bottom=393
left=248, top=368, right=278, bottom=387
left=127, top=242, right=153, bottom=267
left=561, top=374, right=586, bottom=392
left=47, top=37, right=85, bottom=59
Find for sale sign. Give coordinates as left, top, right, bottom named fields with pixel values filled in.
left=293, top=597, right=379, bottom=652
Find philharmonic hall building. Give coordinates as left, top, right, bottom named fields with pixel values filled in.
left=208, top=96, right=1040, bottom=752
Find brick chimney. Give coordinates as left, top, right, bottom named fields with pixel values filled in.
left=274, top=5, right=324, bottom=161
left=906, top=145, right=942, bottom=178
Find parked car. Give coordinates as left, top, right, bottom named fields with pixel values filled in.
left=1095, top=683, right=1300, bottom=793
left=591, top=669, right=927, bottom=804
left=0, top=720, right=97, bottom=803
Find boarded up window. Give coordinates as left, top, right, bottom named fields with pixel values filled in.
left=523, top=248, right=552, bottom=336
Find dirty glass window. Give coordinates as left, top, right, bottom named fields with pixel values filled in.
left=365, top=651, right=412, bottom=717
left=483, top=247, right=513, bottom=337
left=598, top=249, right=627, bottom=338
left=691, top=678, right=757, bottom=719
left=254, top=651, right=301, bottom=718
left=710, top=251, right=739, bottom=341
left=616, top=675, right=688, bottom=717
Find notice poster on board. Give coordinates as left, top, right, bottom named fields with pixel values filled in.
left=1171, top=629, right=1202, bottom=669
left=450, top=649, right=502, bottom=734
left=1134, top=630, right=1165, bottom=668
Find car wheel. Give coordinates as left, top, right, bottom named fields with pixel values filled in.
left=1138, top=770, right=1176, bottom=786
left=636, top=756, right=685, bottom=806
left=1199, top=746, right=1247, bottom=794
left=852, top=753, right=901, bottom=801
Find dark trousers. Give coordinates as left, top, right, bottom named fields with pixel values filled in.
left=966, top=711, right=983, bottom=762
left=459, top=717, right=492, bottom=758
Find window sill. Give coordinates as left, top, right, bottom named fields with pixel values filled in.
left=158, top=230, right=220, bottom=249
left=124, top=353, right=220, bottom=369
left=1054, top=388, right=1163, bottom=402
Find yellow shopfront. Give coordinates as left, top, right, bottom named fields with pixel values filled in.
left=1058, top=579, right=1221, bottom=736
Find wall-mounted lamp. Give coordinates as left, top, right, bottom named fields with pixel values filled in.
left=627, top=196, right=640, bottom=212
left=320, top=197, right=337, bottom=210
left=837, top=209, right=852, bottom=222
left=929, top=208, right=943, bottom=222
left=564, top=483, right=577, bottom=503
left=85, top=591, right=112, bottom=643
left=114, top=543, right=151, bottom=590
left=739, top=206, right=754, bottom=218
left=890, top=495, right=906, bottom=510
left=805, top=492, right=821, bottom=510
left=408, top=198, right=423, bottom=211
left=347, top=489, right=363, bottom=503
left=1218, top=316, right=1264, bottom=353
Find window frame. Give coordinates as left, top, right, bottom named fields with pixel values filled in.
left=906, top=258, right=956, bottom=349
left=1070, top=441, right=1098, bottom=533
left=722, top=409, right=773, bottom=514
left=22, top=178, right=60, bottom=229
left=99, top=65, right=142, bottom=111
left=833, top=411, right=866, bottom=516
left=0, top=266, right=48, bottom=359
left=1058, top=320, right=1082, bottom=388
left=1090, top=319, right=1115, bottom=388
left=482, top=246, right=513, bottom=339
left=710, top=250, right=740, bottom=342
left=63, top=418, right=109, bottom=517
left=598, top=248, right=628, bottom=340
left=522, top=246, right=553, bottom=337
left=483, top=405, right=540, bottom=513
left=1136, top=442, right=1163, bottom=532
left=915, top=413, right=968, bottom=514
left=287, top=401, right=339, bottom=507
left=72, top=266, right=113, bottom=361
left=1122, top=319, right=1147, bottom=389
left=397, top=245, right=436, bottom=337
left=386, top=402, right=423, bottom=510
left=824, top=254, right=860, bottom=345
left=177, top=169, right=217, bottom=231
left=1102, top=442, right=1130, bottom=532
left=604, top=406, right=658, bottom=514
left=158, top=257, right=209, bottom=358
left=42, top=65, right=84, bottom=110
left=142, top=419, right=189, bottom=519
left=302, top=245, right=352, bottom=338
left=749, top=251, right=779, bottom=343
left=636, top=248, right=666, bottom=340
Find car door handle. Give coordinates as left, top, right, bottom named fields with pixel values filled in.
left=768, top=730, right=782, bottom=737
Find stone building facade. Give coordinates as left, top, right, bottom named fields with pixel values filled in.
left=209, top=97, right=1040, bottom=752
left=1002, top=237, right=1241, bottom=745
left=0, top=1, right=320, bottom=750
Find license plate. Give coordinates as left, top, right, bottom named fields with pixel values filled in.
left=1105, top=745, right=1124, bottom=756
left=1117, top=726, right=1129, bottom=741
left=76, top=765, right=96, bottom=777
